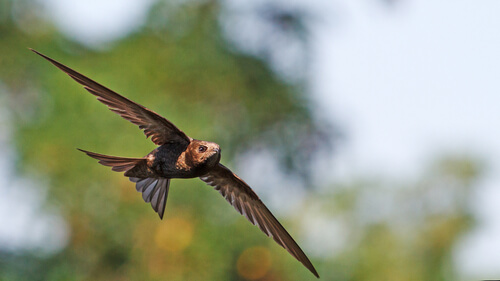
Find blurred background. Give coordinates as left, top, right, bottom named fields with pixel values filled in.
left=0, top=0, right=499, bottom=280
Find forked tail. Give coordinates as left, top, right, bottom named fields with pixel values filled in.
left=77, top=148, right=170, bottom=219
left=77, top=148, right=145, bottom=173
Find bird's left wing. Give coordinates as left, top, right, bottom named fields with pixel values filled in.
left=200, top=164, right=319, bottom=278
left=30, top=49, right=191, bottom=146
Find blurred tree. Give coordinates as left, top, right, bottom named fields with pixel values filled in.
left=0, top=0, right=482, bottom=280
left=1, top=0, right=333, bottom=280
left=306, top=155, right=480, bottom=281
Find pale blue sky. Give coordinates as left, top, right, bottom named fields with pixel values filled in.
left=309, top=2, right=500, bottom=276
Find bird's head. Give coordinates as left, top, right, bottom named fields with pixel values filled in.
left=187, top=140, right=221, bottom=168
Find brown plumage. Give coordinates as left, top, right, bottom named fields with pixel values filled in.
left=31, top=49, right=319, bottom=278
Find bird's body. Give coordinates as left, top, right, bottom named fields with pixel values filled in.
left=31, top=49, right=319, bottom=278
left=126, top=140, right=221, bottom=179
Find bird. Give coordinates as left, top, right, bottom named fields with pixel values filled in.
left=30, top=49, right=319, bottom=278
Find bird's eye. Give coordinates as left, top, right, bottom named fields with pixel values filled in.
left=198, top=145, right=207, bottom=153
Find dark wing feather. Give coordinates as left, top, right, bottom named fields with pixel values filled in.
left=30, top=49, right=190, bottom=146
left=200, top=164, right=319, bottom=278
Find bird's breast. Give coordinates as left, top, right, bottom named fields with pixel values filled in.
left=149, top=142, right=203, bottom=179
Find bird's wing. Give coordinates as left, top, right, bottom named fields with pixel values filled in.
left=31, top=49, right=190, bottom=146
left=200, top=163, right=319, bottom=278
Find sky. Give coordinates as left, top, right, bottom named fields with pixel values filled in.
left=3, top=0, right=500, bottom=278
left=308, top=1, right=500, bottom=276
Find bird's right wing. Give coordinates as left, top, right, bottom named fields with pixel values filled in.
left=200, top=163, right=319, bottom=278
left=31, top=49, right=191, bottom=146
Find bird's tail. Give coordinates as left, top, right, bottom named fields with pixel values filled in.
left=77, top=148, right=145, bottom=173
left=78, top=148, right=170, bottom=219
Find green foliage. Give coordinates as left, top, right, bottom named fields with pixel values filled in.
left=0, top=0, right=481, bottom=280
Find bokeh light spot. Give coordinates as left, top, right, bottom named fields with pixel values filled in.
left=237, top=246, right=272, bottom=280
left=154, top=217, right=194, bottom=252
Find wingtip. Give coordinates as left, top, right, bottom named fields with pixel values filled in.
left=29, top=48, right=44, bottom=57
left=76, top=148, right=94, bottom=157
left=303, top=260, right=320, bottom=278
left=29, top=48, right=61, bottom=66
left=305, top=258, right=320, bottom=278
